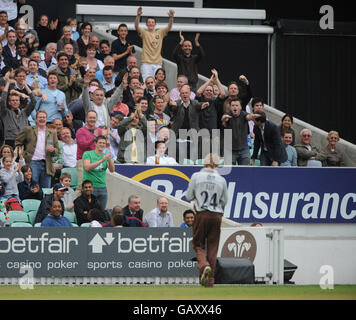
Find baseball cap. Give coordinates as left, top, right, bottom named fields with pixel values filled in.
left=53, top=183, right=68, bottom=192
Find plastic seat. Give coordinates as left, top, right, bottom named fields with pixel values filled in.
left=80, top=222, right=91, bottom=227
left=183, top=159, right=195, bottom=165
left=71, top=223, right=78, bottom=227
left=27, top=210, right=38, bottom=225
left=21, top=199, right=41, bottom=212
left=63, top=211, right=77, bottom=224
left=34, top=222, right=42, bottom=227
left=195, top=159, right=204, bottom=165
left=6, top=211, right=30, bottom=224
left=61, top=168, right=78, bottom=189
left=0, top=212, right=6, bottom=223
left=42, top=188, right=53, bottom=195
left=11, top=222, right=33, bottom=227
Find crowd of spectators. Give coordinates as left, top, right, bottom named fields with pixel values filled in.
left=0, top=4, right=349, bottom=225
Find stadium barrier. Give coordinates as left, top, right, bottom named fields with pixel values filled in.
left=0, top=226, right=284, bottom=285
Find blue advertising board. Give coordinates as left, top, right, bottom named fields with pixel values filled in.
left=115, top=165, right=356, bottom=224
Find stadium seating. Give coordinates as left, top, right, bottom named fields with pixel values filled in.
left=27, top=210, right=38, bottom=226
left=61, top=168, right=78, bottom=189
left=64, top=211, right=77, bottom=224
left=183, top=159, right=195, bottom=165
left=10, top=222, right=33, bottom=227
left=80, top=222, right=91, bottom=227
left=42, top=188, right=53, bottom=195
left=21, top=199, right=41, bottom=212
left=0, top=212, right=6, bottom=223
left=6, top=211, right=30, bottom=225
left=34, top=222, right=41, bottom=227
left=71, top=223, right=78, bottom=227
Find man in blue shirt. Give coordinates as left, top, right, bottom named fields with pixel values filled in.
left=41, top=200, right=72, bottom=227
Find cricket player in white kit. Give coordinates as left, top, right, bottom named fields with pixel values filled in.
left=185, top=153, right=228, bottom=287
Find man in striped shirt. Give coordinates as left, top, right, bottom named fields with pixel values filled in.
left=185, top=153, right=228, bottom=287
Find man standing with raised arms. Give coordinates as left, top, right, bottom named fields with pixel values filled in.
left=185, top=153, right=228, bottom=288
left=135, top=6, right=174, bottom=81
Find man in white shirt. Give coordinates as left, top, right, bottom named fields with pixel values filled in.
left=185, top=153, right=228, bottom=288
left=60, top=127, right=77, bottom=168
left=146, top=140, right=177, bottom=165
left=39, top=42, right=57, bottom=73
left=143, top=196, right=174, bottom=227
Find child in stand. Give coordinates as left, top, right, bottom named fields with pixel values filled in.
left=59, top=172, right=77, bottom=213
left=0, top=156, right=24, bottom=201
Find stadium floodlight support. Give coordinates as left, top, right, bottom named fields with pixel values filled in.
left=76, top=4, right=267, bottom=22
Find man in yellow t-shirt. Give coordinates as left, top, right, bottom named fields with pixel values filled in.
left=135, top=6, right=174, bottom=81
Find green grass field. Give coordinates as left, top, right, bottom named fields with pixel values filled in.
left=0, top=285, right=355, bottom=300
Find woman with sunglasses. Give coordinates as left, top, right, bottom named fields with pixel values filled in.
left=323, top=131, right=346, bottom=167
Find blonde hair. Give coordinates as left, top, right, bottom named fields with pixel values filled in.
left=204, top=153, right=220, bottom=168
left=327, top=130, right=340, bottom=141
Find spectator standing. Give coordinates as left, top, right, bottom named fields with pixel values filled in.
left=108, top=114, right=121, bottom=162
left=39, top=42, right=57, bottom=73
left=117, top=106, right=147, bottom=164
left=280, top=130, right=298, bottom=167
left=83, top=135, right=114, bottom=211
left=0, top=10, right=14, bottom=47
left=31, top=70, right=68, bottom=123
left=2, top=30, right=19, bottom=69
left=75, top=110, right=102, bottom=195
left=82, top=72, right=123, bottom=127
left=77, top=22, right=92, bottom=57
left=74, top=179, right=102, bottom=226
left=251, top=111, right=288, bottom=166
left=85, top=44, right=104, bottom=72
left=170, top=75, right=195, bottom=102
left=41, top=200, right=72, bottom=227
left=0, top=73, right=36, bottom=148
left=54, top=52, right=83, bottom=105
left=170, top=84, right=209, bottom=163
left=185, top=153, right=228, bottom=288
left=35, top=14, right=58, bottom=50
left=323, top=130, right=346, bottom=167
left=143, top=196, right=174, bottom=227
left=59, top=127, right=77, bottom=168
left=172, top=31, right=204, bottom=91
left=15, top=110, right=59, bottom=188
left=221, top=98, right=260, bottom=165
left=295, top=129, right=327, bottom=167
left=150, top=95, right=170, bottom=130
left=0, top=155, right=23, bottom=201
left=57, top=25, right=79, bottom=55
left=27, top=59, right=48, bottom=90
left=135, top=6, right=174, bottom=81
left=110, top=23, right=135, bottom=72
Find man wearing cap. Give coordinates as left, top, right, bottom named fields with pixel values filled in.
left=34, top=183, right=67, bottom=223
left=185, top=153, right=228, bottom=288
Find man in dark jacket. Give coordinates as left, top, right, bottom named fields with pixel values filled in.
left=73, top=179, right=102, bottom=226
left=251, top=111, right=288, bottom=166
left=172, top=31, right=204, bottom=90
left=122, top=195, right=144, bottom=222
left=34, top=183, right=66, bottom=223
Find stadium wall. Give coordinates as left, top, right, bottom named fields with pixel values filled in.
left=106, top=171, right=356, bottom=284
